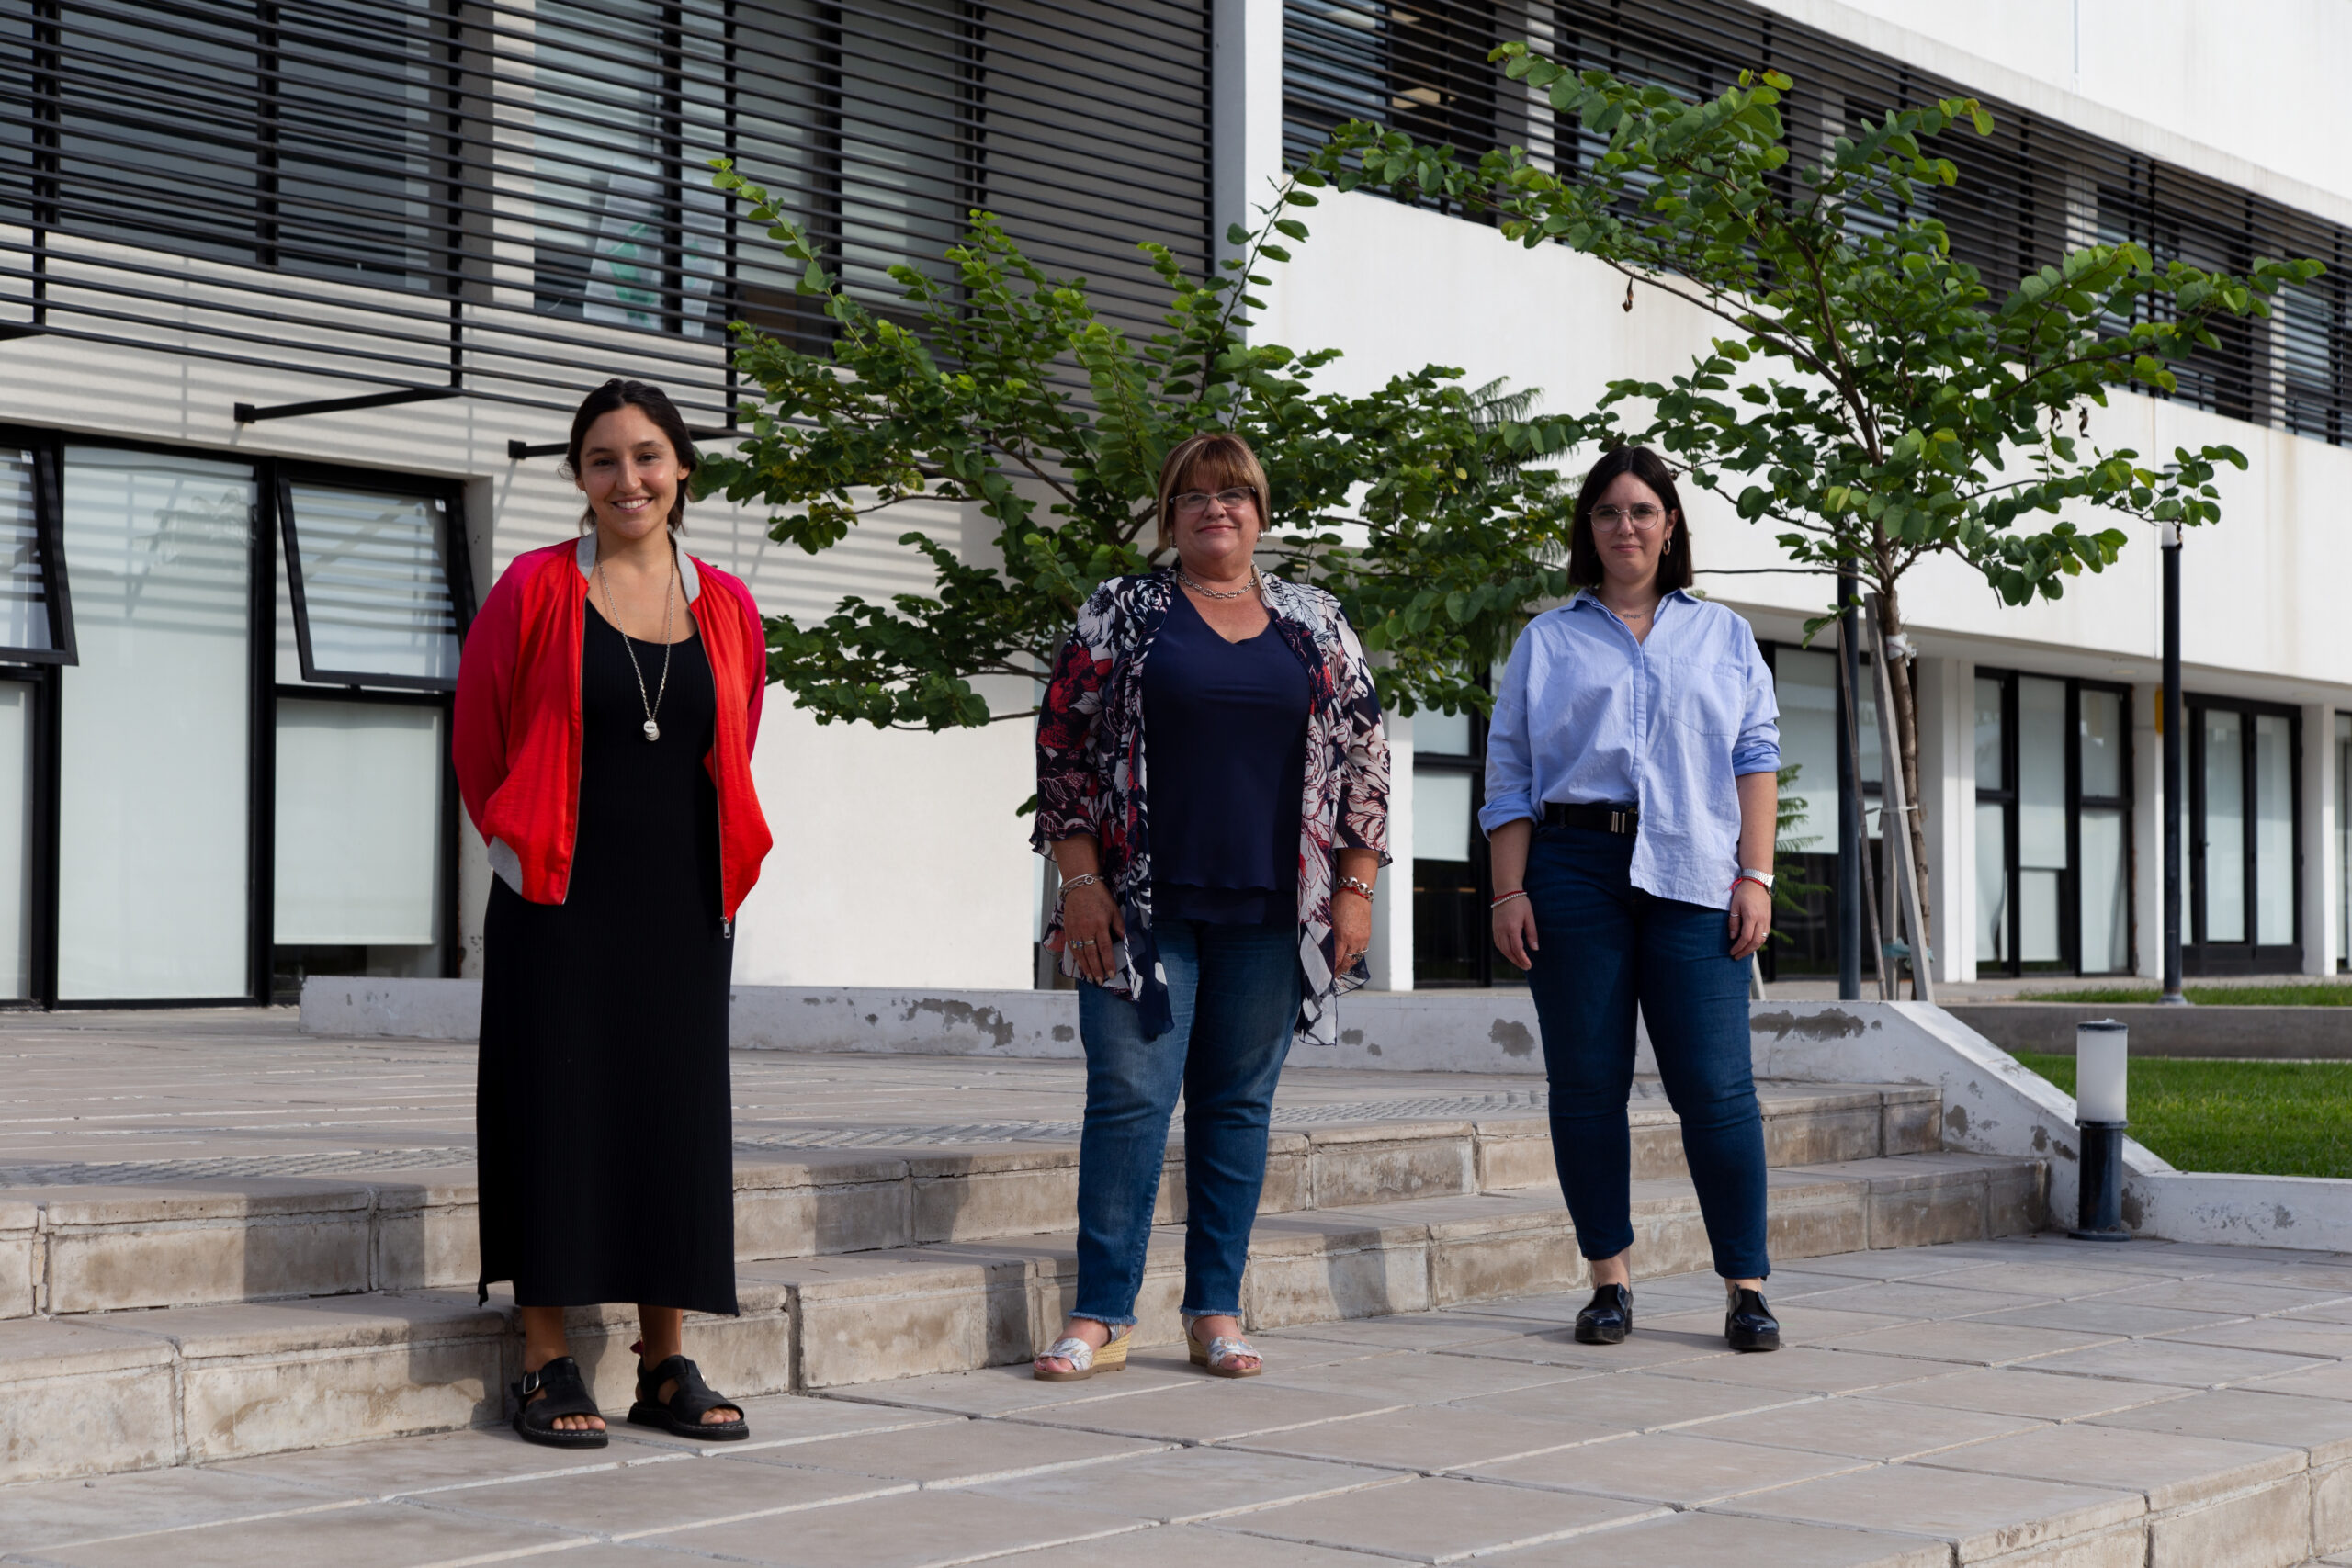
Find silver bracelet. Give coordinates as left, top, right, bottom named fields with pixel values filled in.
left=1337, top=874, right=1374, bottom=900
left=1059, top=873, right=1103, bottom=893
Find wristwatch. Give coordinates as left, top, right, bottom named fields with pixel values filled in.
left=1736, top=867, right=1776, bottom=890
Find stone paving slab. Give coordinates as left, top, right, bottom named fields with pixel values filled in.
left=22, top=1235, right=2352, bottom=1566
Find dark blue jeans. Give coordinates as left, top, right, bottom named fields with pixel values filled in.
left=1071, top=919, right=1301, bottom=1326
left=1523, top=824, right=1770, bottom=1280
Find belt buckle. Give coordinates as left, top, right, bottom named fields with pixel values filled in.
left=1610, top=809, right=1630, bottom=834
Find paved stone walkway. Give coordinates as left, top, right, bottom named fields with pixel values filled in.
left=0, top=1009, right=1567, bottom=1184
left=16, top=1234, right=2352, bottom=1566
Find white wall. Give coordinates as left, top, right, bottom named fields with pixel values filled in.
left=1771, top=0, right=2352, bottom=209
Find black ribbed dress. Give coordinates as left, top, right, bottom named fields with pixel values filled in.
left=475, top=602, right=738, bottom=1315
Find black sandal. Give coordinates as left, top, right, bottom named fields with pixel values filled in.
left=627, top=1346, right=749, bottom=1440
left=511, top=1356, right=607, bottom=1449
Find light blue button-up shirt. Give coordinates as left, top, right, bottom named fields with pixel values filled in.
left=1480, top=589, right=1781, bottom=910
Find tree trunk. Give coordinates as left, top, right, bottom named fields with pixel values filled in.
left=1875, top=585, right=1935, bottom=979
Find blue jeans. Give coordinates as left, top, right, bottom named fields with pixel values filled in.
left=1071, top=919, right=1301, bottom=1325
left=1523, top=825, right=1770, bottom=1280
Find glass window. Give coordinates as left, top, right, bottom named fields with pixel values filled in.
left=280, top=482, right=464, bottom=688
left=2080, top=808, right=2131, bottom=974
left=2203, top=708, right=2246, bottom=944
left=269, top=0, right=445, bottom=287
left=274, top=699, right=444, bottom=948
left=1415, top=706, right=1473, bottom=758
left=1974, top=675, right=2004, bottom=790
left=1774, top=648, right=1838, bottom=852
left=0, top=449, right=59, bottom=658
left=2078, top=687, right=2130, bottom=975
left=51, top=4, right=263, bottom=265
left=2256, top=714, right=2295, bottom=947
left=2017, top=677, right=2066, bottom=964
left=2338, top=712, right=2350, bottom=968
left=1413, top=770, right=1472, bottom=864
left=56, top=449, right=254, bottom=1000
left=2080, top=687, right=2124, bottom=799
left=46, top=2, right=447, bottom=289
left=530, top=0, right=727, bottom=333
left=0, top=680, right=35, bottom=999
left=1976, top=799, right=2008, bottom=969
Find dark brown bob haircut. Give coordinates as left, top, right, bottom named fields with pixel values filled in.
left=563, top=378, right=698, bottom=535
left=1566, top=445, right=1691, bottom=592
left=1154, top=430, right=1272, bottom=555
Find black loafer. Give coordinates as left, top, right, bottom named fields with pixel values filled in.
left=1574, top=1283, right=1633, bottom=1345
left=1725, top=1286, right=1781, bottom=1352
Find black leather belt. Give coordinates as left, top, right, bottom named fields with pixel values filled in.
left=1544, top=802, right=1641, bottom=835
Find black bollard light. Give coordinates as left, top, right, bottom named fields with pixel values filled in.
left=2069, top=1019, right=2132, bottom=1242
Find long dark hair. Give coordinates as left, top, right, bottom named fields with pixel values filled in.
left=1566, top=446, right=1691, bottom=592
left=563, top=378, right=698, bottom=535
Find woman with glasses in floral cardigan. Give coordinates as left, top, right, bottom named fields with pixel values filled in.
left=1030, top=431, right=1390, bottom=1382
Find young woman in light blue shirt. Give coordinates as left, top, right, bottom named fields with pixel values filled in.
left=1483, top=446, right=1785, bottom=1353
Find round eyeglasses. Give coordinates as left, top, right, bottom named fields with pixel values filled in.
left=1590, top=503, right=1666, bottom=533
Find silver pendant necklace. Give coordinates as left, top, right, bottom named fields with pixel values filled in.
left=594, top=551, right=675, bottom=742
left=1178, top=566, right=1258, bottom=601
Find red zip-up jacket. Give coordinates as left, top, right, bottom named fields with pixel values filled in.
left=454, top=536, right=774, bottom=927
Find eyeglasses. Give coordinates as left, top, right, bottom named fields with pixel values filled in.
left=1171, top=488, right=1256, bottom=518
left=1590, top=503, right=1666, bottom=533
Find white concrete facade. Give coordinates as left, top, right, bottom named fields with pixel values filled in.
left=0, top=0, right=2343, bottom=995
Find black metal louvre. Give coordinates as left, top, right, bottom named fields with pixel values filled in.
left=1281, top=0, right=2350, bottom=442
left=0, top=0, right=1215, bottom=421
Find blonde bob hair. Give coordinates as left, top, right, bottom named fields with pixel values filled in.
left=1154, top=431, right=1272, bottom=555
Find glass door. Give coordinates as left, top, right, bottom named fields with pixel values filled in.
left=2189, top=697, right=2301, bottom=972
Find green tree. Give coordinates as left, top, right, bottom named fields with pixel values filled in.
left=1304, top=52, right=2320, bottom=943
left=699, top=164, right=1598, bottom=735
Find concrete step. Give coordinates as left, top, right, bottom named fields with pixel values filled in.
left=0, top=1147, right=2043, bottom=1483
left=0, top=1081, right=1939, bottom=1318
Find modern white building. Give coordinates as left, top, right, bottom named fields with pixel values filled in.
left=0, top=0, right=2342, bottom=1008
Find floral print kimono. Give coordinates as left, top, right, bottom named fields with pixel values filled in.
left=1033, top=570, right=1392, bottom=1046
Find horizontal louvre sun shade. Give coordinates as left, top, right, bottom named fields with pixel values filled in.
left=1282, top=0, right=2351, bottom=445
left=0, top=0, right=1215, bottom=422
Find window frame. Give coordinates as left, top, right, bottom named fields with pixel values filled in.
left=275, top=462, right=473, bottom=694
left=1973, top=668, right=2135, bottom=977
left=2186, top=693, right=2302, bottom=975
left=0, top=437, right=79, bottom=668
left=0, top=424, right=469, bottom=1009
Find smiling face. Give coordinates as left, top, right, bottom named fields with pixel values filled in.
left=1588, top=470, right=1676, bottom=594
left=574, top=404, right=683, bottom=545
left=1169, top=463, right=1263, bottom=579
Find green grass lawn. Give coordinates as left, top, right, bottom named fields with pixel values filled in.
left=2014, top=1051, right=2352, bottom=1178
left=2012, top=983, right=2352, bottom=1006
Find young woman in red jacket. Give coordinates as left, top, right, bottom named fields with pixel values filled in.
left=454, top=378, right=774, bottom=1448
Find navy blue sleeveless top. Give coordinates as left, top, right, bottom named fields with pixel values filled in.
left=1143, top=590, right=1311, bottom=924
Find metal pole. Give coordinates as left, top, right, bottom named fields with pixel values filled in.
left=1866, top=594, right=1936, bottom=1006
left=1838, top=565, right=1861, bottom=1000
left=2162, top=524, right=2186, bottom=1005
